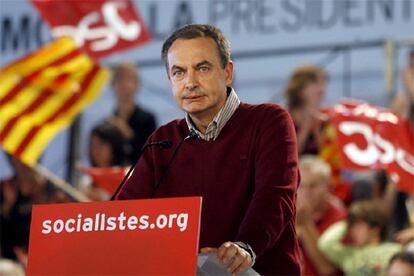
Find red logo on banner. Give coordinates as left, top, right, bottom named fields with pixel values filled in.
left=27, top=197, right=202, bottom=275
left=32, top=0, right=151, bottom=59
left=329, top=101, right=414, bottom=195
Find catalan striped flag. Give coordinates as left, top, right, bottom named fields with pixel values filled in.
left=0, top=37, right=110, bottom=166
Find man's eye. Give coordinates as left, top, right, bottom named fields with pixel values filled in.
left=199, top=66, right=210, bottom=72
left=173, top=70, right=183, bottom=77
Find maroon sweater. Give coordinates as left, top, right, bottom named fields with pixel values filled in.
left=118, top=102, right=301, bottom=275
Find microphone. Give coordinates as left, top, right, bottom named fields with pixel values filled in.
left=185, top=129, right=200, bottom=140
left=150, top=129, right=199, bottom=197
left=110, top=140, right=173, bottom=200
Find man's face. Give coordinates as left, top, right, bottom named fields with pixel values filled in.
left=166, top=37, right=233, bottom=120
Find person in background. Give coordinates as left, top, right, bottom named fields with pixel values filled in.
left=401, top=48, right=414, bottom=127
left=80, top=121, right=130, bottom=201
left=0, top=154, right=64, bottom=268
left=297, top=155, right=346, bottom=275
left=89, top=121, right=130, bottom=168
left=391, top=48, right=414, bottom=128
left=117, top=24, right=301, bottom=275
left=0, top=258, right=25, bottom=276
left=394, top=227, right=414, bottom=248
left=108, top=62, right=157, bottom=164
left=387, top=251, right=414, bottom=276
left=351, top=170, right=396, bottom=211
left=318, top=200, right=401, bottom=275
left=394, top=195, right=414, bottom=250
left=284, top=65, right=329, bottom=155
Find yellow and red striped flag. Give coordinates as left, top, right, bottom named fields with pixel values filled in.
left=0, top=37, right=110, bottom=166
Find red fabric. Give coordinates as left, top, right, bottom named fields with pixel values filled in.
left=118, top=103, right=301, bottom=275
left=332, top=180, right=353, bottom=205
left=329, top=101, right=414, bottom=196
left=79, top=166, right=126, bottom=195
left=32, top=0, right=151, bottom=59
left=301, top=201, right=347, bottom=275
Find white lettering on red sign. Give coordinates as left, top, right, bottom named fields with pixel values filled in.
left=52, top=1, right=141, bottom=51
left=339, top=121, right=414, bottom=175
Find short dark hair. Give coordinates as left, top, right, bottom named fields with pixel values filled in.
left=90, top=121, right=129, bottom=167
left=161, top=24, right=231, bottom=71
left=347, top=200, right=389, bottom=241
left=389, top=251, right=414, bottom=266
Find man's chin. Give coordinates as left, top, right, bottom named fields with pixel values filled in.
left=183, top=105, right=207, bottom=115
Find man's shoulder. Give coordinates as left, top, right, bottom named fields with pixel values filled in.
left=238, top=102, right=291, bottom=122
left=239, top=102, right=287, bottom=114
left=151, top=118, right=186, bottom=139
left=158, top=118, right=185, bottom=129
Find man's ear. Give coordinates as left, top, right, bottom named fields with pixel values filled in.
left=224, top=61, right=234, bottom=86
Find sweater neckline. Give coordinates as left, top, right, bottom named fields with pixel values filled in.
left=180, top=103, right=246, bottom=144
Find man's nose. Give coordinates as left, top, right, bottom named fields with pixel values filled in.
left=185, top=70, right=198, bottom=90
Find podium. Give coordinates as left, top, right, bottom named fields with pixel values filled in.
left=27, top=197, right=202, bottom=275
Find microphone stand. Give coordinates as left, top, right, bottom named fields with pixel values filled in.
left=150, top=130, right=199, bottom=198
left=110, top=140, right=172, bottom=200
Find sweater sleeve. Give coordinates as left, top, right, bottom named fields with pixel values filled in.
left=235, top=105, right=299, bottom=258
left=317, top=220, right=351, bottom=268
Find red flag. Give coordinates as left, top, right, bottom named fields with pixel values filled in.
left=328, top=100, right=414, bottom=195
left=79, top=166, right=127, bottom=195
left=32, top=0, right=151, bottom=59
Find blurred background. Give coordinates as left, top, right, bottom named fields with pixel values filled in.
left=2, top=1, right=414, bottom=274
left=1, top=0, right=413, bottom=180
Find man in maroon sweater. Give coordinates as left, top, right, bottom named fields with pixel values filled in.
left=117, top=24, right=301, bottom=275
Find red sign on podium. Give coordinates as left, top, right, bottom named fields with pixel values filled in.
left=27, top=197, right=202, bottom=275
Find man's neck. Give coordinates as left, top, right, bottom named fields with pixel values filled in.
left=188, top=113, right=213, bottom=134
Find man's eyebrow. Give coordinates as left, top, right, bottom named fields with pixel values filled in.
left=195, top=61, right=213, bottom=67
left=170, top=65, right=185, bottom=71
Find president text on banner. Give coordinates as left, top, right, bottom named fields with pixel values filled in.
left=27, top=197, right=202, bottom=275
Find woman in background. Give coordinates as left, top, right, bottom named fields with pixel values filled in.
left=284, top=64, right=329, bottom=155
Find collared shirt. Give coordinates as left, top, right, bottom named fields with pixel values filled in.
left=185, top=87, right=240, bottom=141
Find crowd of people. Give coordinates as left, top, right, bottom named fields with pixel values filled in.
left=287, top=59, right=414, bottom=275
left=0, top=24, right=413, bottom=275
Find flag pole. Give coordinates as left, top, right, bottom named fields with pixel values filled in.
left=33, top=163, right=91, bottom=202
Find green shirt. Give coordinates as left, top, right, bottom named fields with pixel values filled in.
left=318, top=221, right=401, bottom=275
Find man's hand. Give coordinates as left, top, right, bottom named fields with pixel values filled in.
left=201, top=241, right=253, bottom=275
